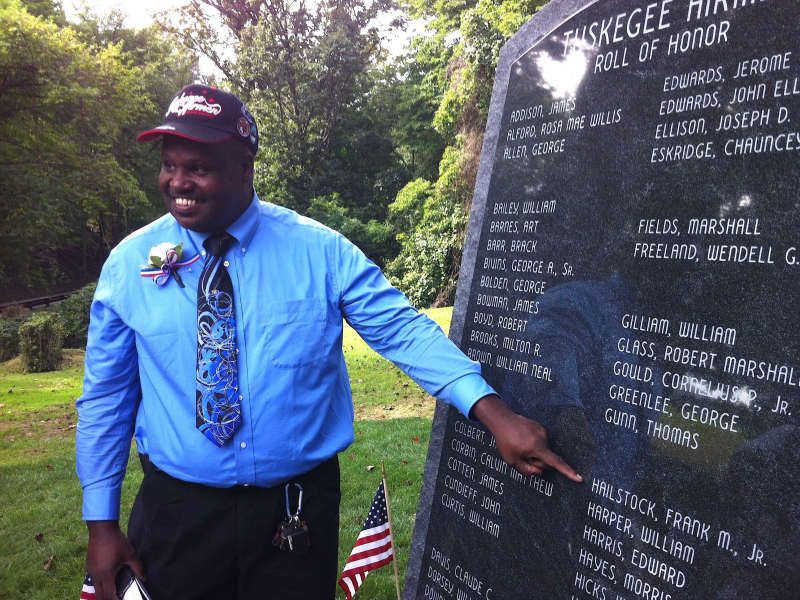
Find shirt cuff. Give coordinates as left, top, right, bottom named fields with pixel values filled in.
left=82, top=486, right=123, bottom=521
left=438, top=373, right=497, bottom=421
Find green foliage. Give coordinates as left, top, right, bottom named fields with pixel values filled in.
left=386, top=178, right=432, bottom=235
left=161, top=0, right=404, bottom=222
left=0, top=1, right=196, bottom=295
left=386, top=142, right=470, bottom=308
left=19, top=0, right=65, bottom=22
left=57, top=282, right=97, bottom=349
left=18, top=312, right=64, bottom=373
left=0, top=314, right=29, bottom=361
left=307, top=196, right=397, bottom=267
left=0, top=1, right=147, bottom=285
left=383, top=0, right=545, bottom=305
left=71, top=5, right=198, bottom=222
left=434, top=0, right=546, bottom=135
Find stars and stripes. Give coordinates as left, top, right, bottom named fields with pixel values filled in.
left=338, top=481, right=395, bottom=599
left=80, top=573, right=96, bottom=600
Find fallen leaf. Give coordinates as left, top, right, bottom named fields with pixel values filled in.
left=356, top=515, right=362, bottom=523
left=0, top=403, right=3, bottom=407
left=7, top=389, right=11, bottom=394
left=45, top=465, right=53, bottom=470
left=402, top=382, right=409, bottom=387
left=402, top=461, right=408, bottom=466
left=412, top=437, right=420, bottom=443
left=35, top=533, right=44, bottom=542
left=43, top=556, right=54, bottom=570
left=405, top=480, right=412, bottom=486
left=397, top=443, right=402, bottom=447
left=348, top=454, right=355, bottom=460
left=357, top=379, right=365, bottom=383
left=366, top=465, right=375, bottom=471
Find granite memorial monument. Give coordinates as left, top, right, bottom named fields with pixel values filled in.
left=404, top=1, right=799, bottom=598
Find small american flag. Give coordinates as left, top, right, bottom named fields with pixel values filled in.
left=338, top=481, right=394, bottom=599
left=80, top=573, right=96, bottom=600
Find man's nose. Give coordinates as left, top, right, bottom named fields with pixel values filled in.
left=169, top=168, right=194, bottom=191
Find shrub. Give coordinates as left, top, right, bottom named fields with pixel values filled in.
left=18, top=312, right=64, bottom=372
left=58, top=282, right=97, bottom=348
left=0, top=315, right=27, bottom=361
left=306, top=195, right=398, bottom=267
left=386, top=145, right=470, bottom=308
left=1, top=304, right=27, bottom=318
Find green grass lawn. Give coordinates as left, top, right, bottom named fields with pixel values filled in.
left=0, top=307, right=452, bottom=600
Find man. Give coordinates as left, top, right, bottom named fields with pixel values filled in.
left=77, top=84, right=581, bottom=600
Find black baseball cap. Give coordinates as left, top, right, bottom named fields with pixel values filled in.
left=137, top=84, right=259, bottom=154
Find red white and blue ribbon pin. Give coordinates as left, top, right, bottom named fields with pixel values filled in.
left=140, top=247, right=201, bottom=287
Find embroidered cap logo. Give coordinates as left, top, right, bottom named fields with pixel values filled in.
left=167, top=93, right=223, bottom=119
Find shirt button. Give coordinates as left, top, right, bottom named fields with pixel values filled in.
left=201, top=250, right=206, bottom=256
left=241, top=247, right=246, bottom=253
left=240, top=442, right=247, bottom=449
left=223, top=260, right=230, bottom=267
left=238, top=394, right=243, bottom=400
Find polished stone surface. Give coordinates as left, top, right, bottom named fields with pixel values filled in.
left=405, top=1, right=800, bottom=598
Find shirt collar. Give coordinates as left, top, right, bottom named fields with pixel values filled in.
left=184, top=190, right=261, bottom=255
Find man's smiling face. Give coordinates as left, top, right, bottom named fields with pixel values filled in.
left=159, top=135, right=254, bottom=233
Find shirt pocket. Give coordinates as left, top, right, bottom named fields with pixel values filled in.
left=264, top=299, right=326, bottom=368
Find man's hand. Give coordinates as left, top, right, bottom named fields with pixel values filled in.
left=471, top=394, right=583, bottom=482
left=86, top=520, right=145, bottom=600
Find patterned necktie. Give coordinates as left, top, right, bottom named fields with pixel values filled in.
left=196, top=231, right=241, bottom=447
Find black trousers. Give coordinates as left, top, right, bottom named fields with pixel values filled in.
left=128, top=455, right=341, bottom=600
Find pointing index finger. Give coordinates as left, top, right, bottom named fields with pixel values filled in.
left=537, top=447, right=583, bottom=482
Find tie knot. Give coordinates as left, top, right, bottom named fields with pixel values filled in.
left=203, top=231, right=235, bottom=257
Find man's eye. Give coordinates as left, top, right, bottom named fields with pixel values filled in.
left=193, top=167, right=209, bottom=175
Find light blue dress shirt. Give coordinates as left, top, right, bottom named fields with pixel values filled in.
left=77, top=196, right=495, bottom=520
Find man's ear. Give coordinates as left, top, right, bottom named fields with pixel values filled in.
left=242, top=151, right=255, bottom=184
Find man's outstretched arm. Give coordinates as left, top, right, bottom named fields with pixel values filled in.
left=471, top=394, right=583, bottom=482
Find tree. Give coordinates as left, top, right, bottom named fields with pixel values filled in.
left=70, top=3, right=199, bottom=219
left=0, top=0, right=196, bottom=296
left=386, top=141, right=468, bottom=307
left=385, top=0, right=547, bottom=306
left=159, top=0, right=403, bottom=220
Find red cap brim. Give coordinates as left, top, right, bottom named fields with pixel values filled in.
left=136, top=124, right=233, bottom=144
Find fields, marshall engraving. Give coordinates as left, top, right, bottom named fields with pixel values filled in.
left=405, top=1, right=800, bottom=599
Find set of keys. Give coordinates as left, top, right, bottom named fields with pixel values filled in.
left=272, top=483, right=310, bottom=556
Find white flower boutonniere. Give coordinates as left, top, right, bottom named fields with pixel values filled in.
left=140, top=242, right=201, bottom=287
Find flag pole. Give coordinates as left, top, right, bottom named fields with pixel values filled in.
left=381, top=460, right=402, bottom=600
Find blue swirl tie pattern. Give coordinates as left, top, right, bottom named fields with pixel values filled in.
left=196, top=232, right=241, bottom=446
